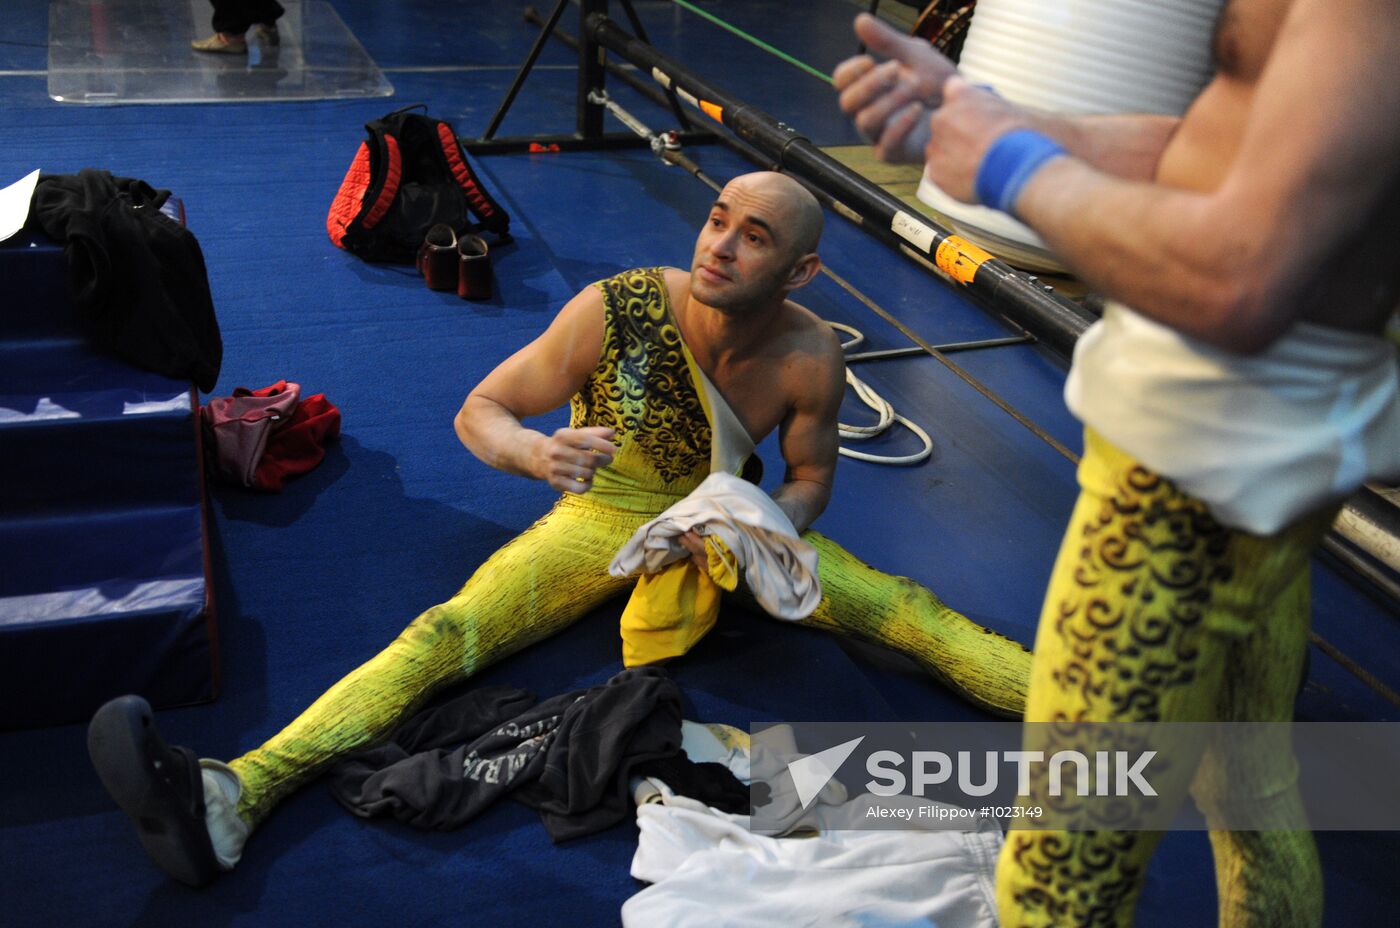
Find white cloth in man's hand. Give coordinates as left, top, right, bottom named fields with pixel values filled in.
left=609, top=472, right=821, bottom=619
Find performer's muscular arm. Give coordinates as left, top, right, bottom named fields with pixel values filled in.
left=1016, top=112, right=1179, bottom=183
left=834, top=13, right=1179, bottom=180
left=772, top=325, right=847, bottom=534
left=922, top=0, right=1400, bottom=352
left=454, top=285, right=616, bottom=494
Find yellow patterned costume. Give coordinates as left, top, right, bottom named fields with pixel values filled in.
left=229, top=268, right=1031, bottom=826
left=995, top=429, right=1336, bottom=928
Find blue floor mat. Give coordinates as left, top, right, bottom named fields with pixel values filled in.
left=2, top=1, right=1398, bottom=925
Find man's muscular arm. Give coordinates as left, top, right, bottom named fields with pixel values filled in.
left=454, top=285, right=616, bottom=493
left=926, top=0, right=1400, bottom=352
left=1020, top=112, right=1179, bottom=183
left=834, top=13, right=1179, bottom=180
left=772, top=323, right=847, bottom=534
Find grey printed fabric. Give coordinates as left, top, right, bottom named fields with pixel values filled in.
left=328, top=668, right=682, bottom=840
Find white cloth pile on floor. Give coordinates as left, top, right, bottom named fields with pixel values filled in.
left=623, top=722, right=1003, bottom=927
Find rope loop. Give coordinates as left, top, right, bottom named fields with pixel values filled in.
left=826, top=321, right=934, bottom=466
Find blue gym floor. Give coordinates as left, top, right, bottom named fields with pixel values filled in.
left=1, top=2, right=1397, bottom=925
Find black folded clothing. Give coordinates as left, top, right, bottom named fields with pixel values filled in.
left=328, top=668, right=685, bottom=842
left=29, top=169, right=222, bottom=392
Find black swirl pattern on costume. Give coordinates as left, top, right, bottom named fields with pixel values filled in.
left=1007, top=464, right=1233, bottom=924
left=1005, top=830, right=1145, bottom=926
left=1053, top=465, right=1230, bottom=724
left=570, top=267, right=710, bottom=485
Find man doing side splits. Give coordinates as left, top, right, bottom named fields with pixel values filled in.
left=87, top=171, right=1033, bottom=887
left=835, top=2, right=1400, bottom=925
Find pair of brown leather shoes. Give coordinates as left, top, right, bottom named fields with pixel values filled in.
left=415, top=224, right=492, bottom=300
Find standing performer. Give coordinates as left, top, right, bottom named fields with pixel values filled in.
left=835, top=2, right=1400, bottom=925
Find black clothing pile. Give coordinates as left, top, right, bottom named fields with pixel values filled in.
left=328, top=668, right=744, bottom=842
left=631, top=752, right=751, bottom=813
left=28, top=170, right=222, bottom=392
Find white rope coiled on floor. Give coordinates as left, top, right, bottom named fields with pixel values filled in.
left=826, top=321, right=934, bottom=466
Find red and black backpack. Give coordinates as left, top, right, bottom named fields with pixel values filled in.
left=327, top=106, right=511, bottom=264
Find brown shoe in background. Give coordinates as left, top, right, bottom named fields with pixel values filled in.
left=253, top=23, right=280, bottom=46
left=191, top=32, right=247, bottom=54
left=416, top=224, right=460, bottom=291
left=457, top=234, right=492, bottom=301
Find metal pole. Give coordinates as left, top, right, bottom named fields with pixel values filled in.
left=617, top=0, right=693, bottom=131
left=483, top=0, right=572, bottom=140
left=584, top=13, right=1093, bottom=358
left=845, top=337, right=1033, bottom=362
left=577, top=0, right=609, bottom=138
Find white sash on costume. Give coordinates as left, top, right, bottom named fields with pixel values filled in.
left=1065, top=302, right=1400, bottom=534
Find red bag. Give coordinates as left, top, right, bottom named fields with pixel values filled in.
left=201, top=381, right=340, bottom=491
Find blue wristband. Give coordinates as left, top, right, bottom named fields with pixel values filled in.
left=974, top=129, right=1066, bottom=216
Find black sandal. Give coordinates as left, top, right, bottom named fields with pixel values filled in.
left=87, top=695, right=221, bottom=887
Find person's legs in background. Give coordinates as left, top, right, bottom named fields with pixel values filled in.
left=195, top=0, right=285, bottom=53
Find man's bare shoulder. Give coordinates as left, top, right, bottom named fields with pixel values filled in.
left=779, top=301, right=847, bottom=406
left=553, top=276, right=608, bottom=326
left=783, top=300, right=845, bottom=363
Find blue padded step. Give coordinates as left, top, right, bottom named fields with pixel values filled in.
left=0, top=233, right=72, bottom=338
left=0, top=504, right=215, bottom=729
left=0, top=339, right=200, bottom=515
left=0, top=208, right=216, bottom=729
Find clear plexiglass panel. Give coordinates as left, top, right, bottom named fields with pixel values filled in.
left=48, top=0, right=393, bottom=104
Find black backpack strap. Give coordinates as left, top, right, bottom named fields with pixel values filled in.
left=327, top=115, right=404, bottom=258
left=353, top=119, right=404, bottom=235
left=382, top=102, right=428, bottom=120
left=431, top=120, right=513, bottom=243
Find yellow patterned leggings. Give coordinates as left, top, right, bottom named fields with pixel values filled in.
left=230, top=491, right=1032, bottom=826
left=995, top=430, right=1336, bottom=928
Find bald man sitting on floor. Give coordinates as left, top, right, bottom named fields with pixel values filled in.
left=88, top=171, right=1032, bottom=886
